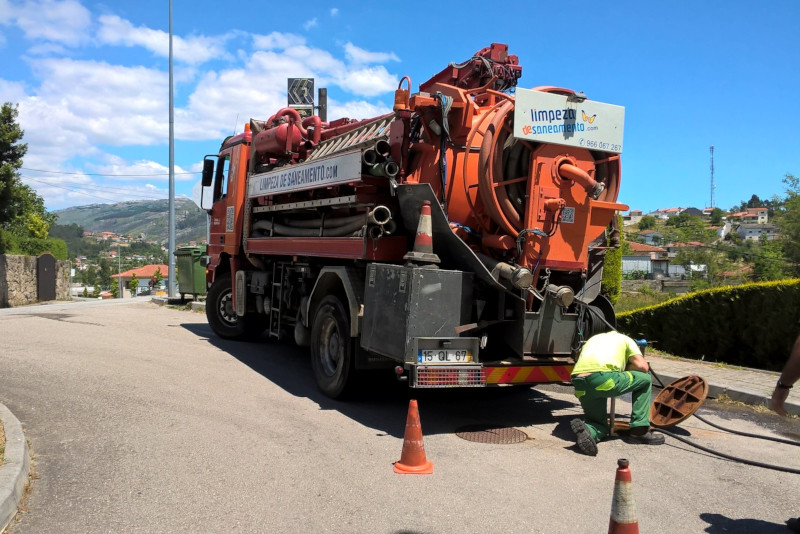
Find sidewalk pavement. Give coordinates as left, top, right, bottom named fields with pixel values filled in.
left=646, top=353, right=799, bottom=416
left=0, top=403, right=30, bottom=532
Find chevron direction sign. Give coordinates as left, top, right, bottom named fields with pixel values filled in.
left=288, top=78, right=314, bottom=118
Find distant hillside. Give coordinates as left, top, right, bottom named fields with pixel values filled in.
left=54, top=198, right=208, bottom=244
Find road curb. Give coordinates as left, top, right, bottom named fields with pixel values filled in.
left=151, top=297, right=205, bottom=311
left=0, top=403, right=29, bottom=532
left=651, top=369, right=800, bottom=416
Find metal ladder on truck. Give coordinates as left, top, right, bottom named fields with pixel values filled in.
left=268, top=262, right=283, bottom=339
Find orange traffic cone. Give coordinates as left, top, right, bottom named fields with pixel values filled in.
left=403, top=201, right=441, bottom=264
left=609, top=459, right=639, bottom=533
left=393, top=399, right=434, bottom=474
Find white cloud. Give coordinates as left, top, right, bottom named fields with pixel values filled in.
left=329, top=99, right=392, bottom=122
left=344, top=42, right=400, bottom=65
left=97, top=15, right=230, bottom=65
left=11, top=0, right=91, bottom=46
left=23, top=156, right=197, bottom=209
left=2, top=7, right=405, bottom=209
left=90, top=159, right=194, bottom=183
left=337, top=66, right=398, bottom=97
left=303, top=18, right=318, bottom=30
left=26, top=42, right=69, bottom=56
left=330, top=8, right=339, bottom=17
left=29, top=58, right=167, bottom=145
left=0, top=0, right=12, bottom=24
left=0, top=79, right=27, bottom=103
left=252, top=32, right=306, bottom=51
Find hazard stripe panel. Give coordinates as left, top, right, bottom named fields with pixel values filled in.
left=483, top=365, right=573, bottom=384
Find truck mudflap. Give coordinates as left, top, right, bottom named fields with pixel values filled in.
left=410, top=363, right=574, bottom=388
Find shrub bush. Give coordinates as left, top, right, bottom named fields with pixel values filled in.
left=0, top=230, right=68, bottom=260
left=617, top=279, right=800, bottom=370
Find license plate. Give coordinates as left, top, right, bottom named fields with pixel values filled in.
left=417, top=349, right=472, bottom=363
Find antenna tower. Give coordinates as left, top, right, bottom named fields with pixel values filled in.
left=709, top=145, right=715, bottom=209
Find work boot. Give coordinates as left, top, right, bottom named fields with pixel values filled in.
left=570, top=418, right=598, bottom=456
left=626, top=426, right=665, bottom=445
left=787, top=517, right=800, bottom=533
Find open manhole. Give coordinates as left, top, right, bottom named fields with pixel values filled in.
left=455, top=425, right=528, bottom=444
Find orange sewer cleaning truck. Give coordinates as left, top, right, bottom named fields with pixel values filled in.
left=200, top=43, right=628, bottom=398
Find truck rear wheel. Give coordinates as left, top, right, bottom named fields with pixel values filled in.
left=310, top=295, right=355, bottom=398
left=206, top=272, right=266, bottom=340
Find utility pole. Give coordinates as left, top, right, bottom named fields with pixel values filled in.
left=317, top=88, right=327, bottom=122
left=709, top=145, right=715, bottom=209
left=167, top=0, right=177, bottom=298
left=118, top=243, right=122, bottom=297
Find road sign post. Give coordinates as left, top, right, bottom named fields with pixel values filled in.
left=288, top=78, right=314, bottom=118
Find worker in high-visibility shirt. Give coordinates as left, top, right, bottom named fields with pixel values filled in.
left=570, top=330, right=664, bottom=456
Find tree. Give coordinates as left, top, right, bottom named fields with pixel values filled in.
left=129, top=273, right=139, bottom=294
left=709, top=208, right=724, bottom=226
left=0, top=103, right=28, bottom=230
left=110, top=282, right=119, bottom=299
left=665, top=213, right=716, bottom=244
left=752, top=239, right=785, bottom=281
left=152, top=267, right=163, bottom=288
left=674, top=247, right=726, bottom=285
left=84, top=265, right=97, bottom=288
left=638, top=215, right=656, bottom=230
left=775, top=174, right=800, bottom=275
left=49, top=223, right=84, bottom=240
left=0, top=102, right=60, bottom=255
left=98, top=259, right=112, bottom=290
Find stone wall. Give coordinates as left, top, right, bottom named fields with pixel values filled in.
left=0, top=254, right=71, bottom=308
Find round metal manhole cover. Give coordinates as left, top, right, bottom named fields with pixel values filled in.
left=455, top=425, right=528, bottom=444
left=650, top=375, right=709, bottom=428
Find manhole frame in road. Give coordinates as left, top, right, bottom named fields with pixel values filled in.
left=455, top=425, right=529, bottom=444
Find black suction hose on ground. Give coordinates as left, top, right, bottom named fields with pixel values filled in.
left=691, top=412, right=800, bottom=447
left=648, top=367, right=800, bottom=474
left=652, top=427, right=800, bottom=474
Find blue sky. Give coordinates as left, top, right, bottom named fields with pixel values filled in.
left=1, top=0, right=798, bottom=215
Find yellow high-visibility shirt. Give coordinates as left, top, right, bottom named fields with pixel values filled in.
left=571, top=331, right=641, bottom=376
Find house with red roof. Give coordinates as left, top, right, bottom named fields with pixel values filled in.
left=622, top=242, right=669, bottom=277
left=112, top=264, right=169, bottom=296
left=745, top=207, right=769, bottom=224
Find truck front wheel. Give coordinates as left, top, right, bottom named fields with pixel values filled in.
left=310, top=295, right=355, bottom=398
left=207, top=272, right=245, bottom=338
left=206, top=272, right=266, bottom=340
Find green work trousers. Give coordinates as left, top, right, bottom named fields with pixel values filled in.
left=571, top=370, right=653, bottom=442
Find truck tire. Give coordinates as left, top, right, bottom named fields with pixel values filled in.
left=206, top=272, right=266, bottom=340
left=310, top=295, right=355, bottom=398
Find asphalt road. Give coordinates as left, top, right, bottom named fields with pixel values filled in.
left=1, top=299, right=799, bottom=533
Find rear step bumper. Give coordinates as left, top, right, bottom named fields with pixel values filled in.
left=410, top=363, right=574, bottom=388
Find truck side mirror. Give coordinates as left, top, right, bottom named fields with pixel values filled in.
left=202, top=159, right=214, bottom=187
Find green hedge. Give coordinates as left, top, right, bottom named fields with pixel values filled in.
left=0, top=230, right=68, bottom=260
left=601, top=215, right=623, bottom=305
left=617, top=279, right=800, bottom=371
